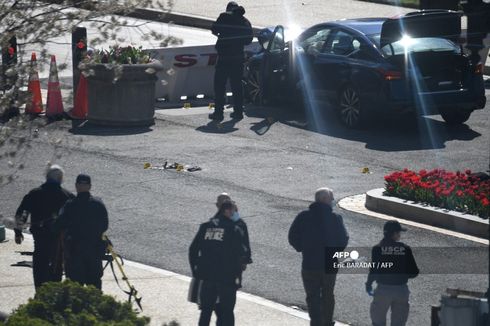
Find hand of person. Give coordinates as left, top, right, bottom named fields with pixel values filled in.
left=15, top=233, right=24, bottom=244
left=365, top=283, right=374, bottom=296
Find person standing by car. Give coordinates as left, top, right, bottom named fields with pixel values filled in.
left=53, top=174, right=108, bottom=290
left=288, top=188, right=349, bottom=326
left=209, top=1, right=253, bottom=121
left=189, top=201, right=248, bottom=326
left=366, top=220, right=419, bottom=326
left=14, top=165, right=74, bottom=290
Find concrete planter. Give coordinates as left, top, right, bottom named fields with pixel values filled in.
left=366, top=188, right=489, bottom=238
left=87, top=61, right=162, bottom=126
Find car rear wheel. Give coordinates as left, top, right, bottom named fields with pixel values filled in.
left=439, top=108, right=471, bottom=125
left=338, top=86, right=363, bottom=128
left=244, top=68, right=262, bottom=105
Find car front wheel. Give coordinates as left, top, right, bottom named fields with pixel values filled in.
left=244, top=67, right=262, bottom=105
left=439, top=108, right=472, bottom=125
left=338, top=86, right=363, bottom=128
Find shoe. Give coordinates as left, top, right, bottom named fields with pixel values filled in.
left=208, top=112, right=224, bottom=121
left=230, top=111, right=244, bottom=120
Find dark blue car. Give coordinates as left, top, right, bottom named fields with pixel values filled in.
left=245, top=10, right=486, bottom=128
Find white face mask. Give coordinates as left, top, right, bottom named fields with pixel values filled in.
left=231, top=211, right=240, bottom=222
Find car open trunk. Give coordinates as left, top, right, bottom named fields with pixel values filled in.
left=387, top=51, right=469, bottom=91
left=380, top=10, right=462, bottom=48
left=381, top=10, right=468, bottom=92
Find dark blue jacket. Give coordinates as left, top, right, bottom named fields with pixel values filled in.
left=367, top=238, right=419, bottom=286
left=15, top=182, right=74, bottom=236
left=288, top=202, right=349, bottom=271
left=189, top=215, right=247, bottom=288
left=211, top=6, right=253, bottom=56
left=53, top=192, right=108, bottom=257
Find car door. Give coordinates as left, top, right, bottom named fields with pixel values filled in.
left=312, top=28, right=354, bottom=101
left=261, top=25, right=288, bottom=101
left=293, top=25, right=334, bottom=98
left=314, top=28, right=382, bottom=106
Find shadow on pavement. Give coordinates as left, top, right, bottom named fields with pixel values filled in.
left=196, top=119, right=239, bottom=134
left=245, top=104, right=482, bottom=152
left=69, top=120, right=153, bottom=136
left=250, top=118, right=277, bottom=136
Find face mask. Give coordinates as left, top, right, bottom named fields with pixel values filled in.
left=330, top=199, right=336, bottom=207
left=231, top=211, right=240, bottom=222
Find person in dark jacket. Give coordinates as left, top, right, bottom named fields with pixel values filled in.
left=14, top=165, right=74, bottom=290
left=366, top=220, right=419, bottom=326
left=209, top=1, right=253, bottom=121
left=53, top=174, right=108, bottom=290
left=216, top=193, right=252, bottom=265
left=189, top=201, right=247, bottom=326
left=288, top=188, right=349, bottom=326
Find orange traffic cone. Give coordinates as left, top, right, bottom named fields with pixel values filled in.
left=46, top=55, right=64, bottom=119
left=25, top=52, right=43, bottom=115
left=70, top=73, right=88, bottom=119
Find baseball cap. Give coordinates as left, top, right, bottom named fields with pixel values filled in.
left=76, top=174, right=91, bottom=185
left=383, top=220, right=407, bottom=234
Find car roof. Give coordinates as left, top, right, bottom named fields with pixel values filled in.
left=329, top=18, right=387, bottom=36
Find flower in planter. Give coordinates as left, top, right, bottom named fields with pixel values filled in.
left=92, top=45, right=152, bottom=65
left=384, top=168, right=490, bottom=219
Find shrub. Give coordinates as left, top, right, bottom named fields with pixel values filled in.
left=91, top=45, right=151, bottom=64
left=384, top=169, right=490, bottom=219
left=6, top=281, right=150, bottom=325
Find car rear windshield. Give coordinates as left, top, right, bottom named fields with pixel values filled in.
left=369, top=34, right=460, bottom=57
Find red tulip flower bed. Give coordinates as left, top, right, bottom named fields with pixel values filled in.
left=384, top=169, right=490, bottom=219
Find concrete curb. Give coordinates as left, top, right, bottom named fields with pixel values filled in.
left=365, top=188, right=489, bottom=239
left=121, top=8, right=264, bottom=34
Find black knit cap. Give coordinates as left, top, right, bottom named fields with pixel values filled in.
left=226, top=1, right=239, bottom=11
left=76, top=173, right=91, bottom=185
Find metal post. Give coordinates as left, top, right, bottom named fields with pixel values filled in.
left=71, top=26, right=87, bottom=100
left=1, top=36, right=18, bottom=91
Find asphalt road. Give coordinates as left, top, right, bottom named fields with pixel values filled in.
left=169, top=0, right=412, bottom=28
left=1, top=94, right=488, bottom=325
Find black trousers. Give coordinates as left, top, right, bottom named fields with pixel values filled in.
left=198, top=281, right=237, bottom=326
left=32, top=229, right=63, bottom=289
left=214, top=55, right=244, bottom=113
left=302, top=269, right=337, bottom=326
left=65, top=252, right=103, bottom=290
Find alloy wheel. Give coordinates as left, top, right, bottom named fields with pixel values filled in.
left=339, top=87, right=361, bottom=128
left=246, top=69, right=262, bottom=105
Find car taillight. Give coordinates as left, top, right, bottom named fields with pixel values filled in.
left=379, top=69, right=402, bottom=80
left=474, top=63, right=484, bottom=75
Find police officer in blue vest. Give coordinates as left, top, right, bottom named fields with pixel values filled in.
left=189, top=201, right=247, bottom=326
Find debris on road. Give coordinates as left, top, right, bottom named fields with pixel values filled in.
left=361, top=167, right=371, bottom=174
left=143, top=162, right=202, bottom=172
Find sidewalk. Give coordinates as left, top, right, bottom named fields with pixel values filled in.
left=0, top=229, right=335, bottom=326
